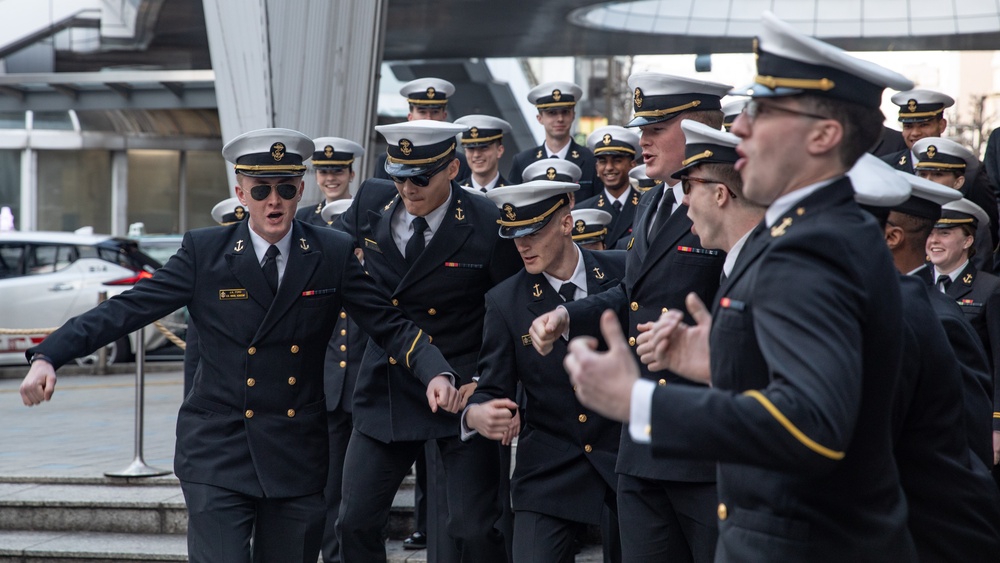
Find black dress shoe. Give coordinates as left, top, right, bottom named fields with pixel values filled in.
left=403, top=531, right=427, bottom=550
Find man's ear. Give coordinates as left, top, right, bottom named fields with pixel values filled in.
left=884, top=224, right=903, bottom=250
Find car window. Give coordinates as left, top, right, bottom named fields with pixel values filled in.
left=0, top=244, right=24, bottom=279
left=27, top=245, right=57, bottom=274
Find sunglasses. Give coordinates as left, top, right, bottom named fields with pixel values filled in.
left=744, top=100, right=830, bottom=125
left=390, top=157, right=453, bottom=188
left=249, top=183, right=299, bottom=201
left=680, top=176, right=737, bottom=199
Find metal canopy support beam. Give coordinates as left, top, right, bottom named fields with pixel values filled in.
left=202, top=0, right=387, bottom=190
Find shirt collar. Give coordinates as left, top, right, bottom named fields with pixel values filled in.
left=935, top=259, right=969, bottom=282
left=247, top=225, right=293, bottom=264
left=723, top=228, right=754, bottom=277
left=764, top=177, right=840, bottom=227
left=604, top=188, right=630, bottom=206
left=546, top=140, right=571, bottom=160
left=542, top=244, right=587, bottom=297
left=472, top=172, right=501, bottom=192
left=400, top=187, right=453, bottom=235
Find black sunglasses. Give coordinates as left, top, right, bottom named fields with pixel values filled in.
left=680, top=176, right=737, bottom=199
left=390, top=157, right=453, bottom=188
left=250, top=183, right=299, bottom=201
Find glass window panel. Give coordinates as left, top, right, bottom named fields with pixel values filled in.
left=184, top=150, right=230, bottom=230
left=37, top=150, right=111, bottom=232
left=958, top=15, right=1000, bottom=33
left=911, top=17, right=955, bottom=35
left=0, top=150, right=22, bottom=229
left=0, top=112, right=25, bottom=129
left=127, top=150, right=180, bottom=234
left=28, top=245, right=57, bottom=274
left=32, top=111, right=74, bottom=131
left=0, top=243, right=24, bottom=278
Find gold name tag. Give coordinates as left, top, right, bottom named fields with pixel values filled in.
left=364, top=238, right=382, bottom=253
left=219, top=289, right=248, bottom=300
left=521, top=334, right=532, bottom=347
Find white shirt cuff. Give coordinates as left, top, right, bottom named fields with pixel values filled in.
left=629, top=379, right=656, bottom=443
left=460, top=406, right=479, bottom=441
left=557, top=305, right=571, bottom=341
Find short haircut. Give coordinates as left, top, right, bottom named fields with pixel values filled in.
left=679, top=109, right=724, bottom=130
left=799, top=95, right=884, bottom=169
left=700, top=162, right=764, bottom=211
left=891, top=212, right=935, bottom=254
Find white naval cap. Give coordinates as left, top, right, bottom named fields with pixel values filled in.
left=312, top=137, right=365, bottom=170
left=222, top=128, right=312, bottom=177
left=848, top=153, right=912, bottom=207
left=400, top=78, right=455, bottom=106
left=587, top=126, right=640, bottom=159
left=890, top=89, right=954, bottom=123
left=211, top=196, right=248, bottom=225
left=936, top=198, right=989, bottom=230
left=485, top=180, right=579, bottom=239
left=528, top=81, right=583, bottom=110
left=893, top=170, right=962, bottom=220
left=628, top=164, right=661, bottom=192
left=454, top=115, right=512, bottom=147
left=912, top=137, right=977, bottom=176
left=321, top=199, right=353, bottom=224
left=571, top=208, right=613, bottom=244
left=671, top=120, right=740, bottom=179
left=738, top=11, right=913, bottom=107
left=627, top=72, right=733, bottom=127
left=523, top=159, right=582, bottom=183
left=375, top=120, right=467, bottom=177
left=722, top=98, right=749, bottom=131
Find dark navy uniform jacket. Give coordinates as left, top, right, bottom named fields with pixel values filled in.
left=507, top=139, right=600, bottom=201
left=30, top=220, right=452, bottom=499
left=650, top=179, right=915, bottom=561
left=564, top=182, right=724, bottom=483
left=295, top=201, right=331, bottom=227
left=575, top=187, right=643, bottom=248
left=894, top=276, right=1000, bottom=562
left=471, top=249, right=625, bottom=525
left=338, top=178, right=522, bottom=443
left=945, top=261, right=1000, bottom=431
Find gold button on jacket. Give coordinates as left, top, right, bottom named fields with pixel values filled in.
left=247, top=346, right=256, bottom=355
left=245, top=409, right=254, bottom=419
left=290, top=345, right=299, bottom=353
left=287, top=377, right=297, bottom=385
left=658, top=379, right=666, bottom=386
left=630, top=301, right=639, bottom=311
left=584, top=444, right=593, bottom=453
left=246, top=378, right=255, bottom=387
left=578, top=414, right=588, bottom=423
left=287, top=409, right=296, bottom=418
left=717, top=503, right=728, bottom=520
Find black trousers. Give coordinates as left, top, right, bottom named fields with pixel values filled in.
left=338, top=429, right=508, bottom=563
left=181, top=480, right=324, bottom=563
left=616, top=474, right=718, bottom=563
left=321, top=409, right=353, bottom=563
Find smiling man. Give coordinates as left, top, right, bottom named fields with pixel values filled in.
left=18, top=128, right=457, bottom=563
left=454, top=114, right=511, bottom=193
left=576, top=126, right=641, bottom=248
left=337, top=120, right=521, bottom=562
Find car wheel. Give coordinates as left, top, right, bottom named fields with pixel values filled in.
left=73, top=336, right=134, bottom=366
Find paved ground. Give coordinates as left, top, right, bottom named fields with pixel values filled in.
left=0, top=369, right=180, bottom=480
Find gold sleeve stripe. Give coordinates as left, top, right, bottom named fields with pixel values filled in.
left=405, top=329, right=423, bottom=369
left=743, top=389, right=845, bottom=461
left=993, top=412, right=1000, bottom=419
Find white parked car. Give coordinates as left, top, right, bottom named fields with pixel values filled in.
left=0, top=230, right=180, bottom=366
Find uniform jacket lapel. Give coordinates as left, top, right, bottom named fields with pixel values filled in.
left=526, top=272, right=564, bottom=319
left=947, top=263, right=977, bottom=300
left=368, top=194, right=409, bottom=280
left=607, top=188, right=641, bottom=243
left=636, top=202, right=694, bottom=285
left=583, top=250, right=620, bottom=295
left=397, top=185, right=473, bottom=293
left=225, top=221, right=274, bottom=311
left=255, top=222, right=320, bottom=340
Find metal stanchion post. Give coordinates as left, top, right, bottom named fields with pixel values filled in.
left=105, top=325, right=171, bottom=478
left=96, top=292, right=108, bottom=375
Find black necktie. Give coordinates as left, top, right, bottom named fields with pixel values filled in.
left=262, top=244, right=280, bottom=296
left=937, top=274, right=952, bottom=292
left=612, top=200, right=623, bottom=213
left=406, top=216, right=429, bottom=266
left=649, top=188, right=674, bottom=238
left=558, top=282, right=576, bottom=303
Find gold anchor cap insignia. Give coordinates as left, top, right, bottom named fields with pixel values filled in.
left=771, top=217, right=793, bottom=237
left=299, top=238, right=310, bottom=250
left=593, top=267, right=605, bottom=279
left=399, top=139, right=413, bottom=156
left=469, top=127, right=479, bottom=138
left=324, top=145, right=334, bottom=158
left=426, top=87, right=436, bottom=99
left=234, top=239, right=245, bottom=252
left=602, top=133, right=612, bottom=145
left=235, top=206, right=245, bottom=220
left=926, top=145, right=937, bottom=159
left=633, top=87, right=643, bottom=108
left=575, top=219, right=586, bottom=233
left=907, top=99, right=917, bottom=112
left=532, top=283, right=543, bottom=297
left=546, top=167, right=556, bottom=180
left=271, top=142, right=285, bottom=161
left=552, top=89, right=562, bottom=101
left=503, top=204, right=516, bottom=221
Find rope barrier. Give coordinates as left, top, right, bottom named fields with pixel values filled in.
left=0, top=322, right=186, bottom=350
left=152, top=320, right=187, bottom=350
left=0, top=327, right=57, bottom=335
